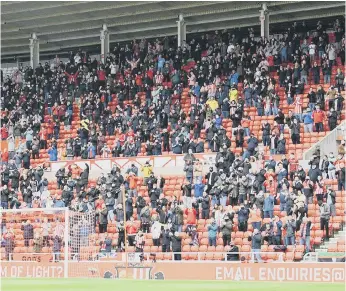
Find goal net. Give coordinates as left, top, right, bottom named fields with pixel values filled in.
left=0, top=207, right=98, bottom=278
left=0, top=207, right=69, bottom=277
left=68, top=210, right=100, bottom=278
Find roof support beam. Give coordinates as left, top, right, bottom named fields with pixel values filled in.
left=177, top=14, right=186, bottom=48
left=29, top=32, right=39, bottom=69
left=260, top=3, right=270, bottom=39
left=100, top=24, right=109, bottom=64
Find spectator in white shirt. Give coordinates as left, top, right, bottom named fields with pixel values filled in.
left=227, top=43, right=235, bottom=54
left=309, top=42, right=316, bottom=63
left=326, top=44, right=336, bottom=67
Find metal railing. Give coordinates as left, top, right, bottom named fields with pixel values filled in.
left=7, top=250, right=344, bottom=263
left=5, top=251, right=287, bottom=263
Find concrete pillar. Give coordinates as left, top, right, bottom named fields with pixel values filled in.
left=177, top=14, right=186, bottom=47
left=260, top=3, right=269, bottom=39
left=100, top=24, right=110, bottom=64
left=29, top=33, right=39, bottom=69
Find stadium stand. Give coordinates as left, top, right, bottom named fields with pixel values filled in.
left=1, top=17, right=345, bottom=264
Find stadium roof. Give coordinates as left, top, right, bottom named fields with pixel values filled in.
left=1, top=1, right=345, bottom=59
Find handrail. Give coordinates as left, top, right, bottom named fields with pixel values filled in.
left=124, top=251, right=286, bottom=262
left=6, top=251, right=343, bottom=263
left=6, top=251, right=288, bottom=262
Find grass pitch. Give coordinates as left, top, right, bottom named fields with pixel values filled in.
left=1, top=279, right=345, bottom=291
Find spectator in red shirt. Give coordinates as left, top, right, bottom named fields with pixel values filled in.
left=126, top=217, right=138, bottom=246
left=147, top=67, right=154, bottom=80
left=97, top=68, right=106, bottom=88
left=312, top=105, right=326, bottom=132
left=1, top=149, right=9, bottom=166
left=64, top=70, right=79, bottom=86
left=58, top=104, right=66, bottom=122
left=118, top=131, right=126, bottom=146
left=0, top=124, right=8, bottom=141
left=263, top=176, right=277, bottom=194
left=135, top=73, right=143, bottom=91
left=288, top=152, right=299, bottom=181
left=52, top=103, right=60, bottom=121
left=185, top=207, right=197, bottom=233
left=95, top=195, right=104, bottom=212
left=46, top=121, right=54, bottom=140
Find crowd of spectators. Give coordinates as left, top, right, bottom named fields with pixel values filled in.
left=1, top=137, right=345, bottom=259
left=0, top=20, right=345, bottom=163
left=1, top=19, right=346, bottom=260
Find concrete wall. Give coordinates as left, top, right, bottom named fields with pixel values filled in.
left=303, top=121, right=346, bottom=161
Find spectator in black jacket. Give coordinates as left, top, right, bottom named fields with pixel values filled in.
left=135, top=195, right=146, bottom=219
left=55, top=167, right=66, bottom=190
left=245, top=134, right=259, bottom=159
left=237, top=203, right=250, bottom=231
left=1, top=185, right=9, bottom=209
left=327, top=108, right=338, bottom=130
left=226, top=242, right=240, bottom=261
left=125, top=195, right=134, bottom=220
left=98, top=204, right=108, bottom=233
left=322, top=63, right=331, bottom=84
left=308, top=164, right=323, bottom=183
left=336, top=163, right=345, bottom=191
left=318, top=200, right=330, bottom=240
left=103, top=234, right=112, bottom=253
left=290, top=118, right=301, bottom=144
left=171, top=232, right=182, bottom=261
left=274, top=109, right=285, bottom=132
left=22, top=187, right=33, bottom=207
left=62, top=185, right=73, bottom=207
left=22, top=150, right=31, bottom=170
left=311, top=62, right=320, bottom=84
left=161, top=228, right=171, bottom=252
left=1, top=165, right=10, bottom=186
left=21, top=220, right=34, bottom=247
left=162, top=129, right=170, bottom=152
left=9, top=168, right=20, bottom=191
left=262, top=121, right=271, bottom=147
left=250, top=229, right=262, bottom=262
left=292, top=176, right=303, bottom=195
left=201, top=192, right=210, bottom=219
left=325, top=186, right=336, bottom=217
left=205, top=167, right=218, bottom=193
left=149, top=184, right=160, bottom=209
left=307, top=87, right=317, bottom=111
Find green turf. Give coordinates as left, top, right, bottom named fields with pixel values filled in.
left=1, top=279, right=345, bottom=291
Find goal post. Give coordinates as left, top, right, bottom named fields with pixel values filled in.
left=64, top=208, right=69, bottom=278
left=0, top=207, right=96, bottom=278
